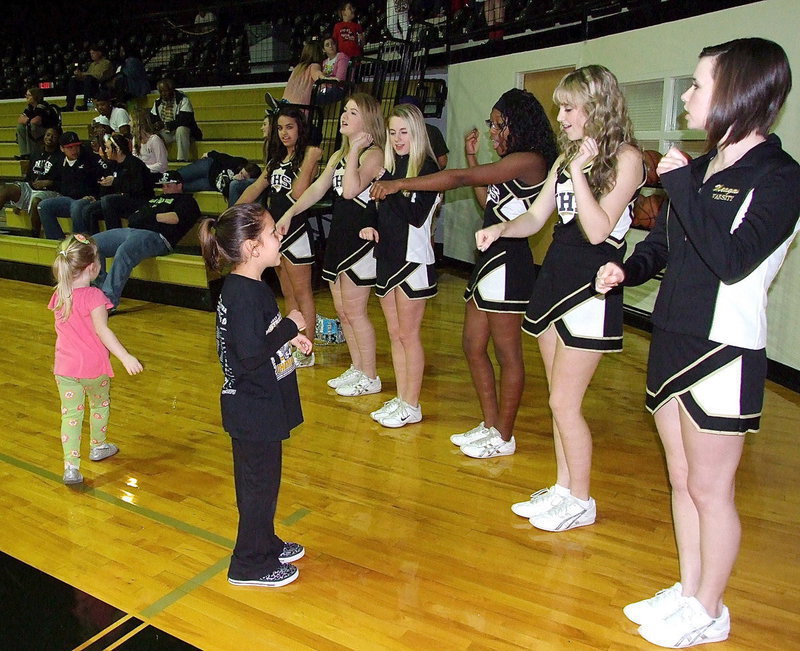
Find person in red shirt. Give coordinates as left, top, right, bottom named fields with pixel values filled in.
left=333, top=2, right=364, bottom=58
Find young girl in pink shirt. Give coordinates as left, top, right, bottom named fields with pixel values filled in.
left=50, top=234, right=142, bottom=485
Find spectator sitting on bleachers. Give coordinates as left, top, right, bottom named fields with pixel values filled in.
left=91, top=90, right=131, bottom=138
left=38, top=131, right=111, bottom=240
left=178, top=151, right=261, bottom=203
left=63, top=44, right=113, bottom=112
left=316, top=36, right=350, bottom=105
left=1, top=126, right=63, bottom=237
left=281, top=41, right=325, bottom=106
left=79, top=133, right=154, bottom=234
left=228, top=115, right=273, bottom=206
left=16, top=87, right=61, bottom=160
left=93, top=170, right=201, bottom=309
left=333, top=2, right=365, bottom=58
left=150, top=78, right=203, bottom=162
left=194, top=6, right=217, bottom=34
left=109, top=46, right=150, bottom=101
left=89, top=117, right=113, bottom=153
left=131, top=109, right=168, bottom=175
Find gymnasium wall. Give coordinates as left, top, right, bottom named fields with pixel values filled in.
left=441, top=0, right=800, bottom=371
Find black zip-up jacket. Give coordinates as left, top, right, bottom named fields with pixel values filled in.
left=53, top=150, right=107, bottom=199
left=622, top=134, right=800, bottom=349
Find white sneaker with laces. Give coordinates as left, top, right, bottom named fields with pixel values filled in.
left=529, top=494, right=596, bottom=531
left=449, top=422, right=491, bottom=446
left=327, top=365, right=360, bottom=388
left=379, top=401, right=422, bottom=428
left=638, top=596, right=730, bottom=648
left=370, top=397, right=401, bottom=421
left=624, top=583, right=684, bottom=626
left=336, top=374, right=381, bottom=396
left=511, top=485, right=569, bottom=518
left=460, top=431, right=515, bottom=458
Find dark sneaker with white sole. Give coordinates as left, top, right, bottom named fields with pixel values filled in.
left=228, top=563, right=299, bottom=587
left=279, top=542, right=305, bottom=563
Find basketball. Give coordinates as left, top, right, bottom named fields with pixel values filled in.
left=632, top=193, right=665, bottom=230
left=642, top=149, right=663, bottom=185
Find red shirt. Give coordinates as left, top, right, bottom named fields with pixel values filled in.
left=333, top=21, right=363, bottom=58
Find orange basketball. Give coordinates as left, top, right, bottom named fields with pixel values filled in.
left=633, top=193, right=665, bottom=230
left=642, top=149, right=663, bottom=185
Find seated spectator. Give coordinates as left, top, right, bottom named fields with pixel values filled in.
left=80, top=133, right=154, bottom=233
left=228, top=115, right=273, bottom=206
left=281, top=41, right=325, bottom=106
left=178, top=151, right=260, bottom=202
left=63, top=44, right=113, bottom=112
left=1, top=126, right=63, bottom=236
left=194, top=7, right=217, bottom=33
left=396, top=95, right=449, bottom=168
left=16, top=87, right=61, bottom=160
left=38, top=131, right=110, bottom=240
left=93, top=170, right=201, bottom=309
left=131, top=109, right=168, bottom=175
left=315, top=36, right=350, bottom=105
left=109, top=46, right=150, bottom=100
left=91, top=91, right=131, bottom=137
left=150, top=78, right=203, bottom=162
left=333, top=2, right=364, bottom=58
left=89, top=117, right=113, bottom=153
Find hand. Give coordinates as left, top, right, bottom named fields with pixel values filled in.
left=464, top=128, right=480, bottom=157
left=359, top=227, right=379, bottom=242
left=99, top=176, right=114, bottom=187
left=122, top=355, right=144, bottom=375
left=291, top=334, right=313, bottom=355
left=82, top=195, right=96, bottom=202
left=370, top=179, right=402, bottom=200
left=286, top=309, right=305, bottom=332
left=595, top=262, right=625, bottom=294
left=201, top=152, right=209, bottom=159
left=657, top=146, right=690, bottom=177
left=475, top=224, right=504, bottom=252
left=570, top=137, right=599, bottom=172
left=31, top=181, right=46, bottom=190
left=350, top=132, right=373, bottom=153
left=276, top=215, right=292, bottom=236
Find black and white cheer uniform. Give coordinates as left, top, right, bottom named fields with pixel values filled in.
left=623, top=135, right=800, bottom=434
left=463, top=177, right=544, bottom=313
left=371, top=155, right=440, bottom=299
left=321, top=155, right=377, bottom=285
left=270, top=159, right=314, bottom=265
left=523, top=165, right=643, bottom=351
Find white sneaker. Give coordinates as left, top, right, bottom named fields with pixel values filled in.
left=293, top=350, right=315, bottom=368
left=511, top=485, right=569, bottom=518
left=529, top=494, right=596, bottom=531
left=336, top=374, right=381, bottom=396
left=370, top=397, right=401, bottom=421
left=327, top=365, right=360, bottom=388
left=624, top=583, right=684, bottom=626
left=638, top=596, right=730, bottom=648
left=379, top=401, right=422, bottom=428
left=460, top=431, right=515, bottom=458
left=449, top=422, right=490, bottom=446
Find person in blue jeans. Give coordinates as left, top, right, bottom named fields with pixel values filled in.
left=93, top=171, right=201, bottom=308
left=177, top=151, right=260, bottom=201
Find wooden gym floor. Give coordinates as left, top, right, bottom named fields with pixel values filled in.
left=1, top=270, right=798, bottom=650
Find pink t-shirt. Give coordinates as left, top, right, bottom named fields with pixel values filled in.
left=49, top=286, right=114, bottom=378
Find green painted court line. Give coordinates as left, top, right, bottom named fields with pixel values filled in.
left=140, top=555, right=230, bottom=619
left=282, top=508, right=310, bottom=526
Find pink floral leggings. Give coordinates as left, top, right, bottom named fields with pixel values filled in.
left=55, top=375, right=111, bottom=469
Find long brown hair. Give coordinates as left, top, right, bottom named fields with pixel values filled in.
left=51, top=235, right=99, bottom=321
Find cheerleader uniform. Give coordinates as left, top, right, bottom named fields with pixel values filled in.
left=623, top=135, right=800, bottom=434
left=371, top=155, right=440, bottom=299
left=270, top=159, right=315, bottom=265
left=463, top=177, right=544, bottom=313
left=523, top=165, right=643, bottom=351
left=321, top=154, right=377, bottom=285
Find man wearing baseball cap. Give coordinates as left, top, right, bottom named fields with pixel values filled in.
left=92, top=170, right=202, bottom=309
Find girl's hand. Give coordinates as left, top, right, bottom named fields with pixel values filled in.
left=291, top=334, right=313, bottom=355
left=122, top=354, right=143, bottom=375
left=99, top=176, right=114, bottom=187
left=464, top=128, right=480, bottom=156
left=370, top=179, right=402, bottom=200
left=475, top=224, right=504, bottom=252
left=359, top=227, right=379, bottom=242
left=276, top=215, right=292, bottom=236
left=286, top=309, right=306, bottom=332
left=657, top=146, right=691, bottom=177
left=570, top=137, right=599, bottom=173
left=595, top=262, right=625, bottom=294
left=350, top=132, right=373, bottom=152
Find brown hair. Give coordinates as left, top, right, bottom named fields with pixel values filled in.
left=199, top=203, right=272, bottom=272
left=130, top=108, right=159, bottom=156
left=51, top=235, right=99, bottom=321
left=700, top=38, right=792, bottom=149
left=27, top=87, right=44, bottom=104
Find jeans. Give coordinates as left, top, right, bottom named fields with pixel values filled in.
left=227, top=178, right=258, bottom=206
left=176, top=157, right=213, bottom=192
left=65, top=75, right=100, bottom=110
left=94, top=228, right=171, bottom=307
left=38, top=196, right=94, bottom=240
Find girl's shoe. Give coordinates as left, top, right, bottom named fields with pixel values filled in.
left=327, top=365, right=360, bottom=388
left=379, top=401, right=422, bottom=428
left=370, top=397, right=401, bottom=421
left=89, top=442, right=119, bottom=461
left=63, top=466, right=83, bottom=485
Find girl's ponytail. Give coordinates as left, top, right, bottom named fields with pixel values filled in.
left=51, top=234, right=99, bottom=320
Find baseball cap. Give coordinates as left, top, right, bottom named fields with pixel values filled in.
left=157, top=170, right=183, bottom=185
left=60, top=131, right=81, bottom=147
